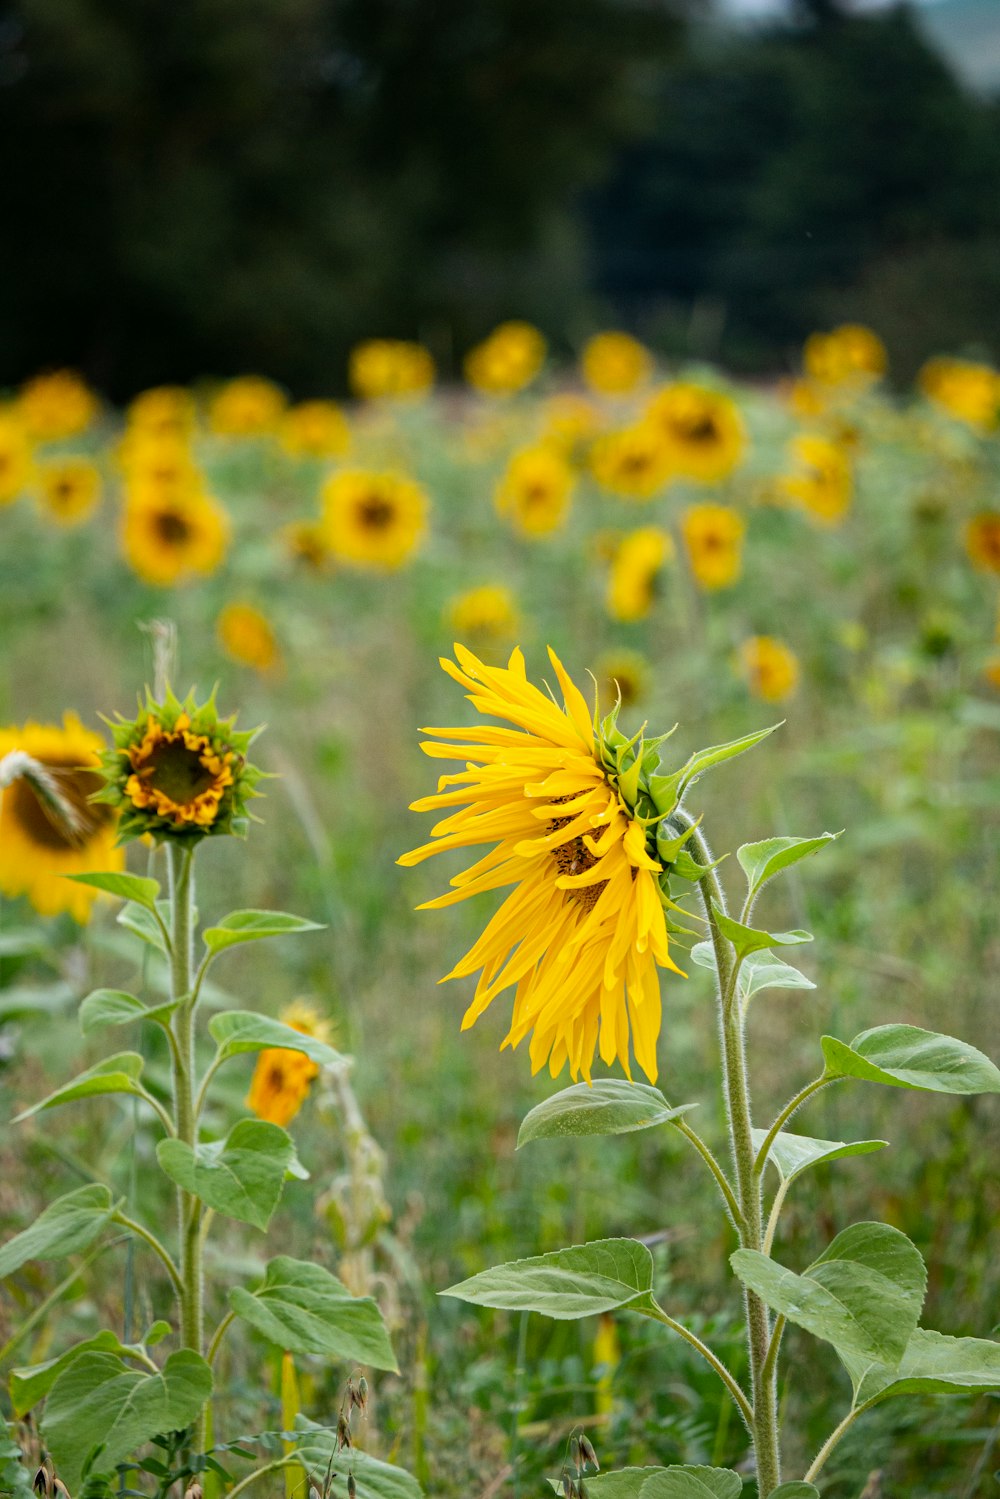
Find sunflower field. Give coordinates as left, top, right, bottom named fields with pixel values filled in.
left=0, top=323, right=998, bottom=1499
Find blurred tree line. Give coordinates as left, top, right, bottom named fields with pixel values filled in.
left=1, top=0, right=998, bottom=395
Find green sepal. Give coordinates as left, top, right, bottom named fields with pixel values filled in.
left=710, top=902, right=812, bottom=959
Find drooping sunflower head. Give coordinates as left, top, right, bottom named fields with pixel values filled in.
left=97, top=688, right=262, bottom=844
left=320, top=469, right=428, bottom=570
left=643, top=383, right=746, bottom=483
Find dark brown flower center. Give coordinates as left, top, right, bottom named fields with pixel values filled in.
left=676, top=414, right=719, bottom=444
left=7, top=761, right=110, bottom=850
left=141, top=738, right=216, bottom=803
left=357, top=495, right=395, bottom=530
left=549, top=806, right=607, bottom=914
left=154, top=510, right=192, bottom=545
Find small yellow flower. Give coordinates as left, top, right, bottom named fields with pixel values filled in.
left=17, top=370, right=98, bottom=442
left=0, top=416, right=35, bottom=505
left=464, top=322, right=546, bottom=396
left=448, top=585, right=520, bottom=640
left=804, top=324, right=887, bottom=388
left=348, top=340, right=435, bottom=401
left=737, top=637, right=800, bottom=703
left=538, top=393, right=603, bottom=460
left=36, top=457, right=102, bottom=526
left=280, top=400, right=351, bottom=459
left=919, top=357, right=999, bottom=430
left=127, top=387, right=197, bottom=440
left=321, top=469, right=428, bottom=570
left=643, top=384, right=746, bottom=483
left=121, top=486, right=230, bottom=586
left=118, top=432, right=201, bottom=491
left=964, top=512, right=1000, bottom=575
left=580, top=332, right=652, bottom=397
left=594, top=650, right=650, bottom=712
left=247, top=1001, right=333, bottom=1127
left=217, top=603, right=282, bottom=674
left=0, top=715, right=123, bottom=922
left=495, top=445, right=574, bottom=537
left=208, top=376, right=287, bottom=437
left=778, top=434, right=853, bottom=526
left=606, top=527, right=673, bottom=622
left=681, top=503, right=746, bottom=590
left=590, top=424, right=673, bottom=500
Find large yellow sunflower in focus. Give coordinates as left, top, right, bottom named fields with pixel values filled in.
left=0, top=716, right=123, bottom=921
left=399, top=645, right=683, bottom=1083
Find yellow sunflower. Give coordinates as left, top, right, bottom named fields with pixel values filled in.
left=0, top=715, right=123, bottom=921
left=126, top=386, right=198, bottom=440
left=737, top=637, right=800, bottom=703
left=681, top=503, right=746, bottom=590
left=964, top=512, right=1000, bottom=575
left=118, top=431, right=201, bottom=492
left=589, top=423, right=673, bottom=500
left=321, top=469, right=428, bottom=570
left=594, top=650, right=650, bottom=713
left=17, top=370, right=98, bottom=442
left=464, top=322, right=546, bottom=397
left=208, top=376, right=287, bottom=437
left=0, top=416, right=34, bottom=505
left=495, top=445, right=574, bottom=537
left=348, top=340, right=436, bottom=401
left=643, top=384, right=746, bottom=483
left=280, top=400, right=351, bottom=459
left=606, top=526, right=673, bottom=622
left=120, top=485, right=230, bottom=586
left=217, top=602, right=282, bottom=673
left=247, top=1001, right=332, bottom=1127
left=538, top=393, right=603, bottom=461
left=447, top=585, right=520, bottom=641
left=918, top=357, right=999, bottom=430
left=36, top=457, right=102, bottom=526
left=399, top=645, right=683, bottom=1083
left=803, top=324, right=887, bottom=388
left=581, top=332, right=652, bottom=397
left=778, top=434, right=853, bottom=526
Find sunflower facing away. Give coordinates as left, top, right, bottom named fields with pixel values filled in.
left=399, top=645, right=684, bottom=1084
left=247, top=1000, right=333, bottom=1127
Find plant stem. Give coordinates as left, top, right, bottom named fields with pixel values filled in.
left=224, top=1459, right=296, bottom=1499
left=753, top=1077, right=836, bottom=1177
left=803, top=1405, right=865, bottom=1482
left=168, top=844, right=203, bottom=1358
left=111, top=1212, right=184, bottom=1296
left=762, top=1179, right=791, bottom=1258
left=643, top=1306, right=754, bottom=1430
left=675, top=810, right=781, bottom=1495
left=671, top=1118, right=746, bottom=1232
left=206, top=1310, right=236, bottom=1367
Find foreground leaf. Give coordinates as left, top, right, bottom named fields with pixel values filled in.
left=737, top=834, right=840, bottom=904
left=209, top=1011, right=342, bottom=1066
left=842, top=1327, right=1000, bottom=1406
left=117, top=902, right=168, bottom=955
left=732, top=1222, right=926, bottom=1366
left=442, top=1239, right=658, bottom=1320
left=294, top=1417, right=421, bottom=1499
left=751, top=1129, right=888, bottom=1185
left=157, top=1121, right=296, bottom=1230
left=710, top=904, right=812, bottom=961
left=11, top=1332, right=131, bottom=1416
left=691, top=945, right=815, bottom=1004
left=518, top=1081, right=695, bottom=1147
left=230, top=1256, right=397, bottom=1371
left=586, top=1466, right=743, bottom=1498
left=0, top=1185, right=115, bottom=1278
left=821, top=1024, right=1000, bottom=1094
left=202, top=910, right=324, bottom=956
left=13, top=1054, right=146, bottom=1122
left=79, top=989, right=178, bottom=1035
left=65, top=872, right=161, bottom=912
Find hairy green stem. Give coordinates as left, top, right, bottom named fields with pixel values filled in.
left=224, top=1458, right=296, bottom=1499
left=643, top=1306, right=754, bottom=1430
left=111, top=1212, right=184, bottom=1296
left=803, top=1404, right=866, bottom=1482
left=206, top=1309, right=236, bottom=1368
left=168, top=844, right=204, bottom=1358
left=671, top=1118, right=746, bottom=1233
left=753, top=1076, right=836, bottom=1177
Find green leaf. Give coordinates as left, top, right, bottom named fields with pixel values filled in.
left=229, top=1256, right=397, bottom=1371
left=821, top=1025, right=1000, bottom=1094
left=681, top=726, right=780, bottom=789
left=13, top=1053, right=146, bottom=1122
left=43, top=1349, right=212, bottom=1489
left=736, top=834, right=840, bottom=903
left=0, top=928, right=47, bottom=959
left=731, top=1222, right=926, bottom=1366
left=751, top=1129, right=888, bottom=1185
left=0, top=1185, right=115, bottom=1277
left=585, top=1467, right=743, bottom=1499
left=118, top=902, right=168, bottom=955
left=11, top=1331, right=129, bottom=1416
left=766, top=1486, right=820, bottom=1498
left=690, top=945, right=815, bottom=1004
left=710, top=903, right=812, bottom=961
left=157, top=1121, right=296, bottom=1231
left=843, top=1328, right=1000, bottom=1406
left=294, top=1418, right=421, bottom=1499
left=143, top=1321, right=171, bottom=1348
left=442, top=1239, right=658, bottom=1320
left=64, top=872, right=161, bottom=912
left=79, top=990, right=179, bottom=1035
left=209, top=1011, right=343, bottom=1066
left=201, top=910, right=324, bottom=956
left=0, top=984, right=76, bottom=1022
left=517, top=1081, right=695, bottom=1147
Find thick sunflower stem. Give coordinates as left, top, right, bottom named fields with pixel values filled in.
left=673, top=811, right=781, bottom=1496
left=167, top=844, right=204, bottom=1364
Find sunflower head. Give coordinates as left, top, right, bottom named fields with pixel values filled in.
left=97, top=688, right=263, bottom=845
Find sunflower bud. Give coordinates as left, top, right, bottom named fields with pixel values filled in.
left=96, top=687, right=262, bottom=844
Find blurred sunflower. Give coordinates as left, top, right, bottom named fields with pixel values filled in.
left=964, top=513, right=1000, bottom=575
left=321, top=469, right=428, bottom=570
left=208, top=376, right=287, bottom=437
left=589, top=423, right=672, bottom=500
left=539, top=393, right=602, bottom=461
left=681, top=503, right=746, bottom=590
left=580, top=332, right=652, bottom=397
left=36, top=457, right=102, bottom=526
left=804, top=324, right=887, bottom=388
left=447, top=584, right=520, bottom=641
left=495, top=445, right=574, bottom=537
left=280, top=400, right=351, bottom=459
left=778, top=434, right=853, bottom=526
left=0, top=416, right=34, bottom=505
left=217, top=602, right=282, bottom=673
left=118, top=432, right=201, bottom=491
left=121, top=485, right=230, bottom=586
left=348, top=340, right=435, bottom=401
left=606, top=526, right=673, bottom=622
left=464, top=322, right=546, bottom=397
left=643, top=383, right=745, bottom=483
left=17, top=370, right=98, bottom=442
left=594, top=649, right=650, bottom=712
left=399, top=644, right=683, bottom=1083
left=737, top=637, right=799, bottom=703
left=247, top=1000, right=332, bottom=1126
left=283, top=518, right=331, bottom=570
left=126, top=386, right=197, bottom=440
left=919, top=357, right=999, bottom=430
left=0, top=715, right=123, bottom=921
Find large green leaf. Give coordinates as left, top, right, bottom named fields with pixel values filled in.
left=294, top=1418, right=421, bottom=1499
left=442, top=1239, right=658, bottom=1320
left=737, top=834, right=840, bottom=904
left=12, top=1054, right=146, bottom=1122
left=690, top=945, right=815, bottom=1004
left=65, top=872, right=161, bottom=912
left=208, top=1011, right=342, bottom=1066
left=709, top=904, right=812, bottom=961
left=0, top=1185, right=115, bottom=1277
left=751, top=1129, right=888, bottom=1185
left=731, top=1222, right=926, bottom=1366
left=842, top=1328, right=1000, bottom=1406
left=647, top=727, right=779, bottom=813
left=42, top=1349, right=212, bottom=1489
left=117, top=902, right=168, bottom=955
left=230, top=1256, right=397, bottom=1371
left=585, top=1466, right=743, bottom=1499
left=201, top=910, right=324, bottom=956
left=518, top=1081, right=694, bottom=1147
left=821, top=1025, right=1000, bottom=1094
left=11, top=1332, right=131, bottom=1416
left=157, top=1121, right=296, bottom=1230
left=79, top=989, right=178, bottom=1035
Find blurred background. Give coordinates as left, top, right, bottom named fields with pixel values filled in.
left=3, top=0, right=1000, bottom=395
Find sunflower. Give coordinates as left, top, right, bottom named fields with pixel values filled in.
left=17, top=370, right=98, bottom=442
left=606, top=526, right=673, bottom=622
left=737, top=637, right=799, bottom=703
left=0, top=416, right=34, bottom=505
left=247, top=1000, right=332, bottom=1127
left=464, top=322, right=546, bottom=397
left=803, top=324, right=887, bottom=388
left=399, top=645, right=683, bottom=1083
left=120, top=484, right=230, bottom=586
left=208, top=376, right=287, bottom=437
left=36, top=457, right=102, bottom=526
left=594, top=650, right=650, bottom=713
left=127, top=386, right=198, bottom=440
left=581, top=332, right=652, bottom=397
left=778, top=435, right=853, bottom=526
left=217, top=602, right=282, bottom=673
left=538, top=393, right=602, bottom=462
left=495, top=445, right=574, bottom=537
left=348, top=340, right=436, bottom=401
left=964, top=513, right=1000, bottom=575
left=681, top=503, right=746, bottom=590
left=0, top=715, right=123, bottom=921
left=643, top=384, right=746, bottom=483
left=280, top=401, right=351, bottom=459
left=589, top=424, right=673, bottom=500
left=321, top=469, right=428, bottom=570
left=918, top=357, right=999, bottom=430
left=447, top=585, right=520, bottom=641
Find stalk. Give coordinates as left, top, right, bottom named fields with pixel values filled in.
left=167, top=843, right=203, bottom=1357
